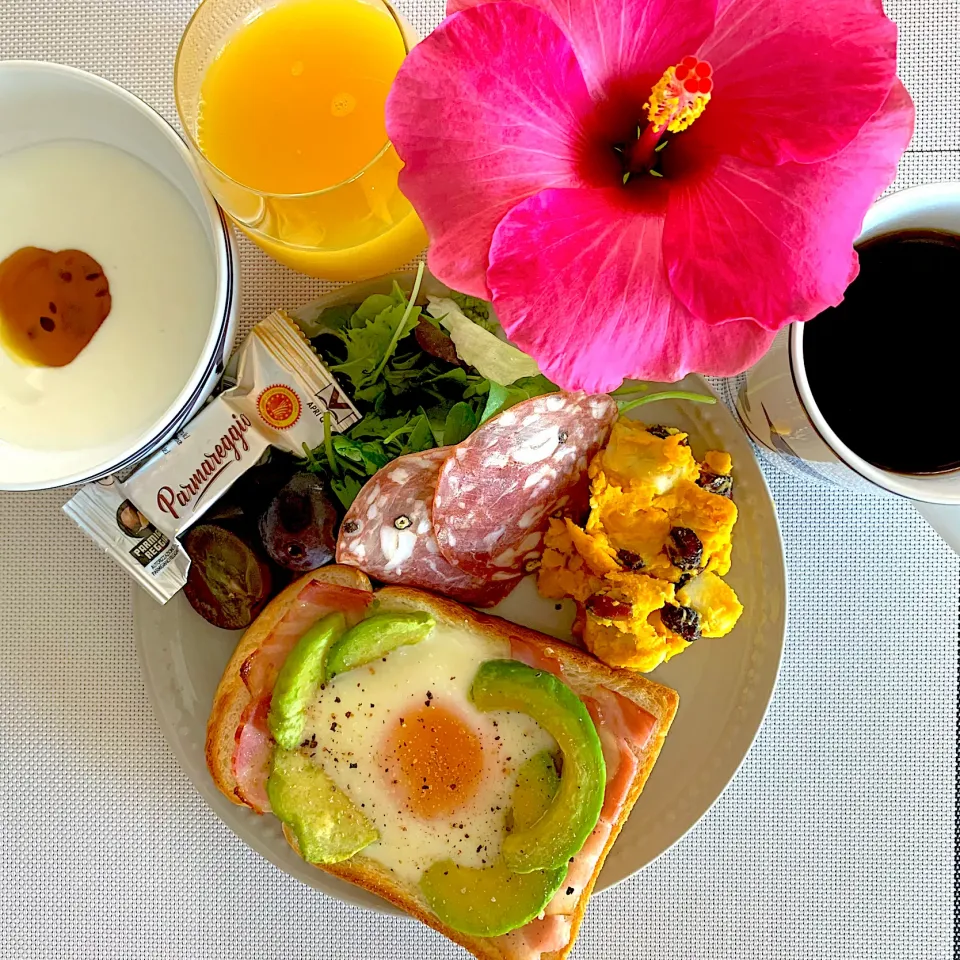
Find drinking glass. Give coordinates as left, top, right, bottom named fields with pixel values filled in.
left=175, top=0, right=427, bottom=280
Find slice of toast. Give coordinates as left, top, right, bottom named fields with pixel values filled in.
left=207, top=575, right=678, bottom=959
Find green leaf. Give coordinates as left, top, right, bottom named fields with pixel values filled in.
left=617, top=390, right=716, bottom=414
left=407, top=413, right=436, bottom=452
left=371, top=262, right=425, bottom=381
left=428, top=296, right=539, bottom=384
left=354, top=382, right=386, bottom=404
left=331, top=474, right=364, bottom=510
left=315, top=304, right=354, bottom=332
left=449, top=291, right=496, bottom=331
left=427, top=367, right=468, bottom=386
left=330, top=300, right=420, bottom=392
left=511, top=374, right=558, bottom=398
left=443, top=402, right=477, bottom=446
left=296, top=302, right=357, bottom=339
left=358, top=442, right=390, bottom=473
left=352, top=294, right=396, bottom=324
left=480, top=381, right=511, bottom=423
left=331, top=435, right=368, bottom=464
left=350, top=414, right=410, bottom=441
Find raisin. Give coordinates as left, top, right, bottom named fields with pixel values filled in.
left=587, top=594, right=633, bottom=620
left=616, top=549, right=645, bottom=571
left=646, top=424, right=688, bottom=445
left=667, top=526, right=703, bottom=570
left=661, top=603, right=701, bottom=641
left=698, top=470, right=733, bottom=498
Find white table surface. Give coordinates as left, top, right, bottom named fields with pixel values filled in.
left=0, top=2, right=957, bottom=958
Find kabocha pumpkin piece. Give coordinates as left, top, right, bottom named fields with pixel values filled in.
left=538, top=418, right=744, bottom=672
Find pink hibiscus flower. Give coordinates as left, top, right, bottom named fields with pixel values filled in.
left=386, top=0, right=914, bottom=391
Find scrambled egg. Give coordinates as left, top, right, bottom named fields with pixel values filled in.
left=538, top=419, right=743, bottom=673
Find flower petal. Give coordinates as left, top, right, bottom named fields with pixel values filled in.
left=386, top=3, right=592, bottom=298
left=487, top=187, right=775, bottom=390
left=664, top=81, right=915, bottom=330
left=447, top=0, right=717, bottom=97
left=691, top=0, right=901, bottom=164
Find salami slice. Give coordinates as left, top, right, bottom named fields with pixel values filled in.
left=336, top=448, right=521, bottom=607
left=433, top=393, right=617, bottom=577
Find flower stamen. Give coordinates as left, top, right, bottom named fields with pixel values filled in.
left=620, top=56, right=713, bottom=182
left=646, top=56, right=714, bottom=135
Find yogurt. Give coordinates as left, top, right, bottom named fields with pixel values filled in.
left=0, top=139, right=216, bottom=451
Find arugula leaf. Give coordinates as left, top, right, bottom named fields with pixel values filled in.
left=331, top=474, right=364, bottom=510
left=371, top=264, right=425, bottom=381
left=349, top=414, right=411, bottom=441
left=330, top=300, right=421, bottom=391
left=480, top=382, right=511, bottom=423
left=353, top=293, right=397, bottom=324
left=316, top=303, right=354, bottom=332
left=406, top=414, right=435, bottom=453
left=511, top=374, right=558, bottom=400
left=295, top=302, right=357, bottom=339
left=479, top=375, right=558, bottom=423
left=443, top=402, right=477, bottom=445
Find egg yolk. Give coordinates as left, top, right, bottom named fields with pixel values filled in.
left=379, top=704, right=483, bottom=819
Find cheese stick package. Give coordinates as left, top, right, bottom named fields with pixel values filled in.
left=63, top=310, right=359, bottom=601
left=63, top=477, right=192, bottom=605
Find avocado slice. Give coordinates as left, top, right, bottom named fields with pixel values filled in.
left=470, top=659, right=605, bottom=873
left=267, top=748, right=377, bottom=864
left=326, top=611, right=435, bottom=678
left=420, top=752, right=566, bottom=936
left=268, top=611, right=345, bottom=750
left=510, top=750, right=560, bottom=832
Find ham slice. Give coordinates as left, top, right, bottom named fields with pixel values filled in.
left=499, top=916, right=573, bottom=960
left=240, top=580, right=374, bottom=696
left=232, top=695, right=273, bottom=813
left=232, top=579, right=374, bottom=813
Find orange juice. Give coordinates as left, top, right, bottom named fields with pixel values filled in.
left=185, top=0, right=427, bottom=279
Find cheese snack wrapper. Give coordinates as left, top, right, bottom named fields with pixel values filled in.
left=63, top=310, right=359, bottom=600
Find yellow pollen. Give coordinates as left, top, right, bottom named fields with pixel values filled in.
left=644, top=59, right=713, bottom=134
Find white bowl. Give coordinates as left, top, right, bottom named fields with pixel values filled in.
left=0, top=61, right=239, bottom=491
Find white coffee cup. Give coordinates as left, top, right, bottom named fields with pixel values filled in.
left=732, top=181, right=960, bottom=546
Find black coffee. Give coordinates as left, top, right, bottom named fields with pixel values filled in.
left=802, top=229, right=960, bottom=475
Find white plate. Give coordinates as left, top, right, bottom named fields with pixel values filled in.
left=134, top=372, right=787, bottom=913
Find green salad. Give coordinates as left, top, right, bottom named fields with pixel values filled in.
left=298, top=266, right=556, bottom=508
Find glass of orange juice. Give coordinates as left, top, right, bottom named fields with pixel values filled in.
left=174, top=0, right=427, bottom=280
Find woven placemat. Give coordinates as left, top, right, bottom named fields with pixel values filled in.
left=0, top=2, right=956, bottom=957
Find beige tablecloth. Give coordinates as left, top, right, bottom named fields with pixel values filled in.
left=0, top=2, right=956, bottom=958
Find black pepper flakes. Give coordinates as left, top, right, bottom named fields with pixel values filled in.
left=566, top=887, right=574, bottom=896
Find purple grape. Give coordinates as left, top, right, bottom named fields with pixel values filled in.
left=259, top=472, right=338, bottom=572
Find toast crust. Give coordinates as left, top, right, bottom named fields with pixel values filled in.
left=207, top=575, right=678, bottom=959
left=204, top=565, right=372, bottom=806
